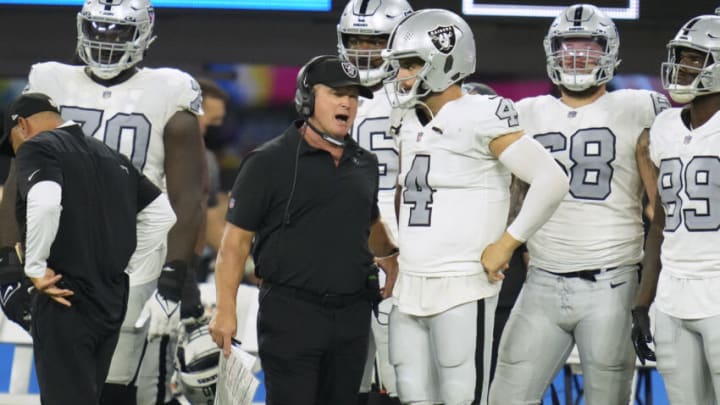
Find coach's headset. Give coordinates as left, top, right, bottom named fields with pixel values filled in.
left=294, top=55, right=347, bottom=148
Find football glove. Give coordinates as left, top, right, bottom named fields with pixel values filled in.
left=180, top=254, right=205, bottom=321
left=0, top=246, right=33, bottom=332
left=631, top=306, right=655, bottom=365
left=140, top=260, right=187, bottom=340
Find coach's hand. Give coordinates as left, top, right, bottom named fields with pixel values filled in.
left=140, top=261, right=186, bottom=339
left=631, top=306, right=655, bottom=365
left=210, top=308, right=237, bottom=358
left=29, top=268, right=74, bottom=307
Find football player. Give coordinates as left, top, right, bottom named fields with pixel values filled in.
left=383, top=9, right=568, bottom=405
left=19, top=0, right=206, bottom=404
left=489, top=5, right=668, bottom=405
left=633, top=12, right=720, bottom=404
left=336, top=0, right=412, bottom=402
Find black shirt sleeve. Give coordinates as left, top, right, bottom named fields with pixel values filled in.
left=116, top=152, right=161, bottom=212
left=226, top=152, right=272, bottom=231
left=15, top=135, right=63, bottom=199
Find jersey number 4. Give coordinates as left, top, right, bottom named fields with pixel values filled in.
left=60, top=106, right=152, bottom=171
left=659, top=156, right=720, bottom=232
left=403, top=155, right=435, bottom=227
left=534, top=127, right=616, bottom=200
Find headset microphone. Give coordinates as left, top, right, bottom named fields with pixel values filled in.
left=306, top=120, right=346, bottom=147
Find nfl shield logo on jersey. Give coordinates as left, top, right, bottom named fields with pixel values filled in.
left=428, top=26, right=456, bottom=54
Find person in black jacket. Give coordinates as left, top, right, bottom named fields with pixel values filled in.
left=0, top=93, right=176, bottom=405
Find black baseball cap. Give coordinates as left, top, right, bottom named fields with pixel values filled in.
left=1, top=93, right=60, bottom=156
left=306, top=56, right=374, bottom=99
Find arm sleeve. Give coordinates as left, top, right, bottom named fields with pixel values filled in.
left=500, top=136, right=569, bottom=242
left=23, top=181, right=62, bottom=278
left=126, top=193, right=176, bottom=275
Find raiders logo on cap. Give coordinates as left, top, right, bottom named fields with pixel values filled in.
left=428, top=25, right=456, bottom=54
left=341, top=61, right=358, bottom=78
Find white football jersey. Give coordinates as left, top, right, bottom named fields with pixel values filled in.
left=392, top=94, right=521, bottom=315
left=26, top=62, right=202, bottom=285
left=352, top=89, right=398, bottom=242
left=26, top=62, right=202, bottom=191
left=519, top=89, right=666, bottom=272
left=650, top=108, right=720, bottom=318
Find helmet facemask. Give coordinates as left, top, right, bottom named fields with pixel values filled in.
left=382, top=53, right=432, bottom=109
left=662, top=45, right=719, bottom=104
left=336, top=0, right=413, bottom=87
left=175, top=323, right=221, bottom=404
left=76, top=0, right=156, bottom=80
left=338, top=34, right=391, bottom=87
left=546, top=36, right=616, bottom=92
left=544, top=4, right=620, bottom=92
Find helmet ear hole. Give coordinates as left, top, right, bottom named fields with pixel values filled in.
left=444, top=55, right=454, bottom=74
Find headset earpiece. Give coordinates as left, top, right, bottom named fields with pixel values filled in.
left=294, top=55, right=336, bottom=119
left=294, top=62, right=313, bottom=119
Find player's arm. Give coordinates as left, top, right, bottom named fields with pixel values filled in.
left=631, top=193, right=664, bottom=364
left=482, top=131, right=569, bottom=281
left=636, top=129, right=658, bottom=220
left=637, top=196, right=663, bottom=308
left=163, top=110, right=207, bottom=318
left=209, top=222, right=254, bottom=357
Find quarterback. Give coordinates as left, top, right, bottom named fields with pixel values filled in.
left=384, top=9, right=567, bottom=405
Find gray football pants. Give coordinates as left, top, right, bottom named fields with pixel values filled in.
left=655, top=309, right=720, bottom=404
left=489, top=265, right=638, bottom=405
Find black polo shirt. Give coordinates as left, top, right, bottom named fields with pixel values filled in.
left=15, top=124, right=160, bottom=329
left=226, top=121, right=379, bottom=295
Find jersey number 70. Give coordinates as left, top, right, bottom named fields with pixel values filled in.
left=60, top=106, right=152, bottom=171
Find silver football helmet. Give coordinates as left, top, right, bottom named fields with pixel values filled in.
left=661, top=14, right=720, bottom=103
left=337, top=0, right=413, bottom=87
left=76, top=0, right=156, bottom=80
left=175, top=323, right=221, bottom=404
left=382, top=9, right=476, bottom=108
left=544, top=4, right=620, bottom=91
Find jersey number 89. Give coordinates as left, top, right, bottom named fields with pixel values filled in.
left=658, top=156, right=720, bottom=232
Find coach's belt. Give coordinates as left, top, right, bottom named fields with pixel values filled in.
left=543, top=267, right=619, bottom=282
left=261, top=282, right=367, bottom=308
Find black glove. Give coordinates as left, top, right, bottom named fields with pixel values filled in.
left=157, top=260, right=187, bottom=302
left=180, top=255, right=205, bottom=320
left=631, top=306, right=655, bottom=365
left=0, top=246, right=33, bottom=332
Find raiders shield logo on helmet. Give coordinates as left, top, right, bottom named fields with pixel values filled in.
left=428, top=25, right=456, bottom=54
left=341, top=61, right=358, bottom=78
